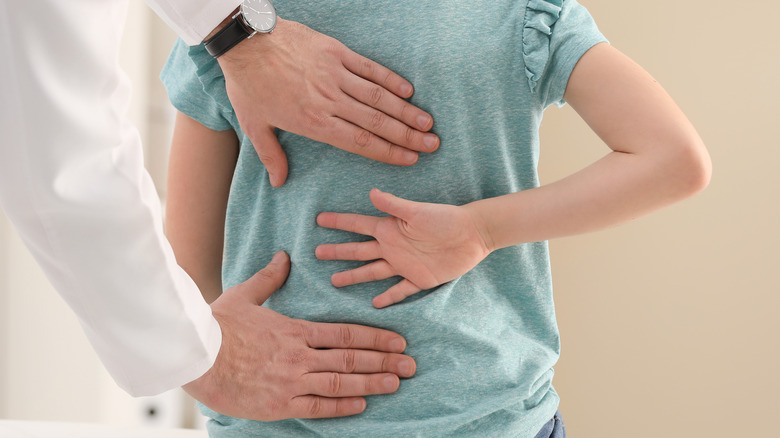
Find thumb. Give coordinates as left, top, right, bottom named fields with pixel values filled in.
left=235, top=251, right=291, bottom=305
left=370, top=188, right=417, bottom=220
left=250, top=127, right=289, bottom=187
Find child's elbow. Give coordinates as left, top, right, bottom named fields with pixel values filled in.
left=671, top=135, right=712, bottom=198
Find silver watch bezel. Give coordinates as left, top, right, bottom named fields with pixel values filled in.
left=237, top=0, right=277, bottom=38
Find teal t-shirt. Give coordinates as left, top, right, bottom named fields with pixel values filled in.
left=162, top=1, right=606, bottom=436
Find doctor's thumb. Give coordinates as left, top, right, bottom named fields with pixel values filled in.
left=251, top=127, right=289, bottom=188
left=237, top=251, right=291, bottom=306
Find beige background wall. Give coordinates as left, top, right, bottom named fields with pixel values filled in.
left=0, top=1, right=777, bottom=436
left=543, top=1, right=779, bottom=436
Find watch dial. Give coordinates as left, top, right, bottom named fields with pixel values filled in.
left=241, top=0, right=277, bottom=33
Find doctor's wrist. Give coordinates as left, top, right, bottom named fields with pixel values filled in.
left=216, top=17, right=291, bottom=68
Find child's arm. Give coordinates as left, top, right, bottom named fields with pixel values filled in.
left=165, top=112, right=239, bottom=303
left=316, top=43, right=712, bottom=308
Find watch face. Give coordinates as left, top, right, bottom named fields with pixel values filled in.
left=241, top=0, right=277, bottom=33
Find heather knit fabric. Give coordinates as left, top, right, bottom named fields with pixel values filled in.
left=162, top=1, right=605, bottom=436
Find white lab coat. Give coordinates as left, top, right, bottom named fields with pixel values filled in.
left=0, top=0, right=240, bottom=396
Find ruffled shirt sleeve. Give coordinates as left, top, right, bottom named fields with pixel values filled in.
left=161, top=40, right=233, bottom=132
left=522, top=0, right=608, bottom=108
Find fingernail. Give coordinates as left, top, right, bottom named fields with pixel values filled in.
left=403, top=151, right=418, bottom=164
left=398, top=359, right=414, bottom=376
left=269, top=174, right=280, bottom=187
left=423, top=134, right=438, bottom=151
left=416, top=114, right=431, bottom=130
left=353, top=399, right=366, bottom=412
left=389, top=337, right=406, bottom=352
left=400, top=83, right=413, bottom=96
left=271, top=251, right=286, bottom=264
left=383, top=376, right=398, bottom=390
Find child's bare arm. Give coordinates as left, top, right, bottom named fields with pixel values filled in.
left=166, top=112, right=239, bottom=303
left=316, top=43, right=711, bottom=308
left=469, top=43, right=711, bottom=249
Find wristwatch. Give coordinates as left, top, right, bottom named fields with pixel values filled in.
left=204, top=0, right=277, bottom=58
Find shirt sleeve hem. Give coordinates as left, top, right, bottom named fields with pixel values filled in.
left=145, top=0, right=242, bottom=45
left=122, top=312, right=223, bottom=397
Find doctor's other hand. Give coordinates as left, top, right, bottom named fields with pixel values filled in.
left=218, top=18, right=439, bottom=187
left=316, top=189, right=492, bottom=308
left=182, top=251, right=417, bottom=420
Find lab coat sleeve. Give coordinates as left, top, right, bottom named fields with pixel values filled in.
left=146, top=0, right=241, bottom=45
left=0, top=1, right=224, bottom=396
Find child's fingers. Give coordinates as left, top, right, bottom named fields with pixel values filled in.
left=317, top=212, right=380, bottom=237
left=373, top=279, right=422, bottom=309
left=369, top=188, right=417, bottom=220
left=315, top=241, right=381, bottom=261
left=331, top=260, right=394, bottom=287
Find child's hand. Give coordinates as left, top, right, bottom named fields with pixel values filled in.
left=316, top=189, right=491, bottom=308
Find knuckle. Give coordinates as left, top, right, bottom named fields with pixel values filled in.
left=339, top=326, right=356, bottom=348
left=380, top=354, right=391, bottom=373
left=324, top=37, right=342, bottom=54
left=368, top=85, right=384, bottom=106
left=353, top=129, right=372, bottom=149
left=328, top=373, right=342, bottom=396
left=397, top=103, right=411, bottom=123
left=312, top=74, right=343, bottom=103
left=284, top=349, right=309, bottom=366
left=255, top=153, right=275, bottom=170
left=371, top=331, right=383, bottom=350
left=363, top=140, right=394, bottom=163
left=255, top=265, right=277, bottom=282
left=404, top=125, right=416, bottom=145
left=349, top=245, right=361, bottom=260
left=360, top=59, right=375, bottom=75
left=299, top=321, right=317, bottom=346
left=315, top=82, right=339, bottom=103
left=383, top=71, right=395, bottom=88
left=307, top=397, right=323, bottom=417
left=385, top=147, right=400, bottom=163
left=369, top=111, right=385, bottom=131
left=342, top=350, right=358, bottom=373
left=304, top=108, right=330, bottom=129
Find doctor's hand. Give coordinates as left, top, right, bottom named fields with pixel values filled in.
left=218, top=18, right=439, bottom=187
left=182, top=251, right=416, bottom=420
left=316, top=189, right=492, bottom=308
